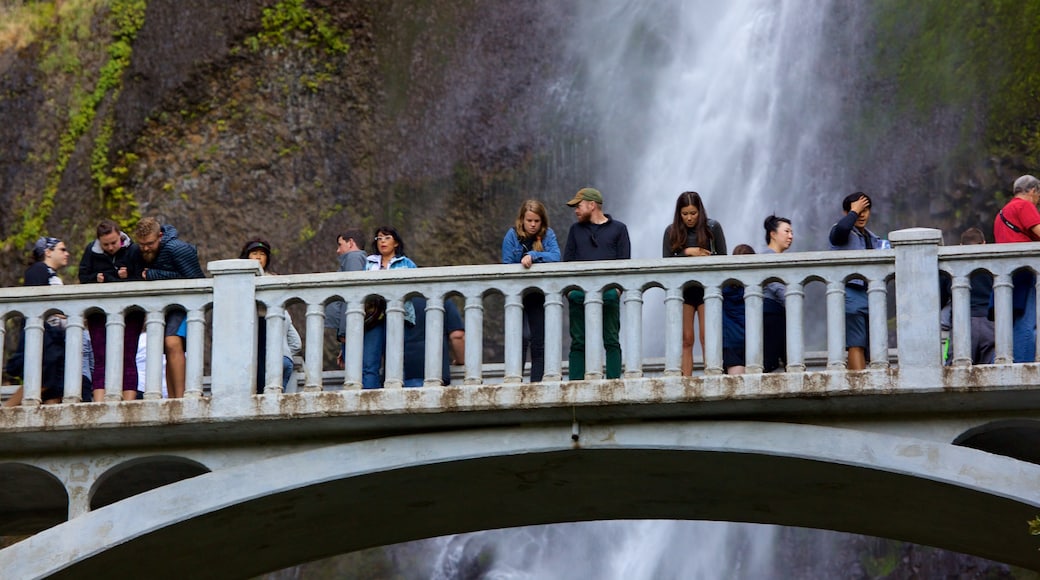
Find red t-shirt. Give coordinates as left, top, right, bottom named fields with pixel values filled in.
left=994, top=197, right=1040, bottom=243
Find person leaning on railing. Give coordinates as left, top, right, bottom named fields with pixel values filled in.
left=828, top=192, right=883, bottom=371
left=502, top=199, right=560, bottom=383
left=992, top=174, right=1040, bottom=363
left=362, top=226, right=417, bottom=389
left=4, top=237, right=93, bottom=407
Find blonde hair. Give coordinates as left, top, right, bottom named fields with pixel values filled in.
left=513, top=200, right=549, bottom=252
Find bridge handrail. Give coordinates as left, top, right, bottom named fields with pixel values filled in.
left=1, top=228, right=1036, bottom=406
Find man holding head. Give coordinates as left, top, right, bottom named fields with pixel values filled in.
left=133, top=217, right=204, bottom=397
left=563, top=187, right=630, bottom=380
left=829, top=192, right=883, bottom=371
left=993, top=174, right=1040, bottom=362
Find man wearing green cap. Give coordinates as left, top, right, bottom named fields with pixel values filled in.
left=563, top=187, right=631, bottom=379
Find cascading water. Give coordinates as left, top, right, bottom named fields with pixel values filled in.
left=408, top=2, right=869, bottom=578
left=569, top=0, right=862, bottom=257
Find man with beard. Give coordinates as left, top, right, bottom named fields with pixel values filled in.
left=562, top=187, right=630, bottom=380
left=133, top=217, right=204, bottom=397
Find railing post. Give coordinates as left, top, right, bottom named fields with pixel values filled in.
left=303, top=303, right=324, bottom=392
left=208, top=259, right=261, bottom=404
left=663, top=286, right=683, bottom=376
left=583, top=289, right=604, bottom=380
left=143, top=310, right=165, bottom=399
left=424, top=296, right=445, bottom=387
left=623, top=288, right=644, bottom=378
left=744, top=284, right=764, bottom=374
left=343, top=301, right=364, bottom=389
left=383, top=298, right=405, bottom=389
left=950, top=275, right=972, bottom=367
left=22, top=316, right=44, bottom=406
left=184, top=308, right=206, bottom=398
left=891, top=228, right=942, bottom=386
left=542, top=293, right=564, bottom=382
left=703, top=285, right=724, bottom=375
left=104, top=311, right=125, bottom=401
left=463, top=293, right=484, bottom=385
left=993, top=273, right=1014, bottom=364
left=263, top=305, right=286, bottom=394
left=868, top=278, right=890, bottom=369
left=785, top=282, right=806, bottom=372
left=63, top=314, right=85, bottom=403
left=826, top=280, right=847, bottom=370
left=503, top=293, right=524, bottom=383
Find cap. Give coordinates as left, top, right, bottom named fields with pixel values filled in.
left=239, top=239, right=272, bottom=260
left=566, top=187, right=603, bottom=207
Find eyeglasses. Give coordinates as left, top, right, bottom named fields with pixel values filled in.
left=374, top=235, right=394, bottom=243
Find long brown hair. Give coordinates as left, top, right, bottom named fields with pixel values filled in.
left=669, top=191, right=712, bottom=253
left=513, top=199, right=549, bottom=252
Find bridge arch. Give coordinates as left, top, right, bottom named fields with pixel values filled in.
left=953, top=418, right=1040, bottom=465
left=2, top=421, right=1039, bottom=578
left=0, top=463, right=67, bottom=535
left=90, top=455, right=211, bottom=510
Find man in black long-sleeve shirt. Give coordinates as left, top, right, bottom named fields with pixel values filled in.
left=563, top=187, right=630, bottom=379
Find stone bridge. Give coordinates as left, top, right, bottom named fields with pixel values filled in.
left=0, top=228, right=1039, bottom=578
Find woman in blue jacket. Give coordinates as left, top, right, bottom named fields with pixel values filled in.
left=502, top=200, right=560, bottom=382
left=362, top=226, right=417, bottom=388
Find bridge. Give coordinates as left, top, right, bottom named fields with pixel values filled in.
left=0, top=227, right=1039, bottom=577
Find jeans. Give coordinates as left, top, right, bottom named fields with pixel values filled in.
left=1013, top=282, right=1036, bottom=363
left=362, top=322, right=386, bottom=389
left=523, top=292, right=546, bottom=382
left=567, top=289, right=621, bottom=380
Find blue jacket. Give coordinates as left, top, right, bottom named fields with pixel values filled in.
left=143, top=225, right=204, bottom=280
left=366, top=253, right=418, bottom=324
left=501, top=228, right=561, bottom=264
left=828, top=212, right=882, bottom=251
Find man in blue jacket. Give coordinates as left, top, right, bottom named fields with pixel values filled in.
left=563, top=187, right=631, bottom=380
left=133, top=217, right=204, bottom=397
left=828, top=192, right=882, bottom=370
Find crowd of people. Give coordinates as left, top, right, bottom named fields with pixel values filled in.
left=4, top=174, right=1040, bottom=403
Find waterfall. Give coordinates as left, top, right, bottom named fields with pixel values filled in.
left=566, top=0, right=860, bottom=257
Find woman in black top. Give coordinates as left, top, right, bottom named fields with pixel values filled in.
left=662, top=191, right=727, bottom=376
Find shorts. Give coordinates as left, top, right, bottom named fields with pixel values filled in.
left=165, top=309, right=187, bottom=337
left=683, top=285, right=705, bottom=308
left=844, top=285, right=869, bottom=350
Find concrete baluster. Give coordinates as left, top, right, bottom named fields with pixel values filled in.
left=424, top=296, right=445, bottom=387
left=542, top=292, right=564, bottom=382
left=992, top=272, right=1013, bottom=364
left=22, top=315, right=44, bottom=406
left=104, top=310, right=126, bottom=401
left=623, top=288, right=644, bottom=378
left=503, top=292, right=523, bottom=383
left=301, top=303, right=324, bottom=392
left=383, top=298, right=405, bottom=389
left=703, top=285, right=723, bottom=375
left=950, top=274, right=972, bottom=367
left=464, top=293, right=484, bottom=385
left=826, top=280, right=847, bottom=370
left=208, top=259, right=261, bottom=402
left=63, top=313, right=85, bottom=403
left=744, top=283, right=764, bottom=374
left=343, top=300, right=364, bottom=389
left=185, top=308, right=206, bottom=398
left=868, top=278, right=889, bottom=369
left=785, top=281, right=805, bottom=372
left=891, top=228, right=942, bottom=385
left=583, top=288, right=604, bottom=380
left=143, top=310, right=165, bottom=399
left=263, top=304, right=286, bottom=394
left=663, top=286, right=684, bottom=377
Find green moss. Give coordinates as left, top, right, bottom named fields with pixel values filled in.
left=4, top=0, right=146, bottom=250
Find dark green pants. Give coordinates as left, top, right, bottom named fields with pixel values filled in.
left=568, top=289, right=622, bottom=379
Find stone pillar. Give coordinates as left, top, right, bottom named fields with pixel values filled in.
left=891, top=228, right=942, bottom=386
left=464, top=294, right=484, bottom=385
left=623, top=288, right=644, bottom=379
left=785, top=282, right=806, bottom=372
left=424, top=296, right=445, bottom=387
left=744, top=284, right=764, bottom=374
left=542, top=293, right=564, bottom=382
left=208, top=259, right=261, bottom=405
left=503, top=292, right=523, bottom=383
left=826, top=280, right=847, bottom=370
left=104, top=311, right=125, bottom=401
left=63, top=314, right=85, bottom=403
left=663, top=286, right=683, bottom=377
left=703, top=285, right=723, bottom=375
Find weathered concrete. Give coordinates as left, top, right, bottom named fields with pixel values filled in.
left=0, top=422, right=1038, bottom=578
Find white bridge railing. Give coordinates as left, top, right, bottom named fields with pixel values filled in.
left=0, top=228, right=1036, bottom=407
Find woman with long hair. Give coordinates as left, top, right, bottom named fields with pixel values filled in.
left=502, top=199, right=561, bottom=382
left=762, top=215, right=793, bottom=372
left=363, top=226, right=417, bottom=388
left=662, top=191, right=727, bottom=375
